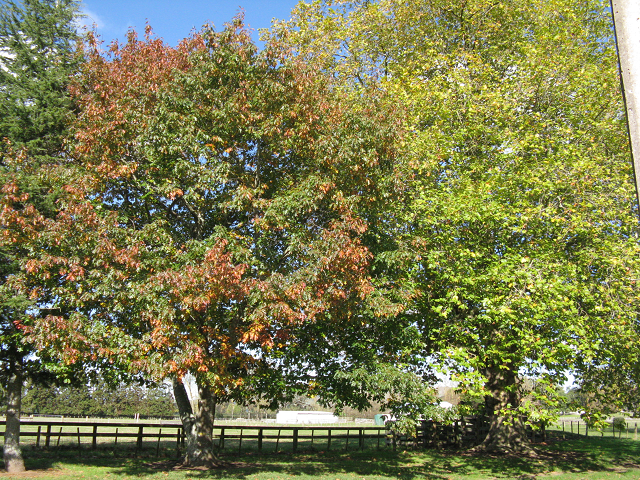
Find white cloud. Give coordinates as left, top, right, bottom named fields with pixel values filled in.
left=77, top=7, right=105, bottom=32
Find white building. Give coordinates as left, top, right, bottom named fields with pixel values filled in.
left=276, top=410, right=339, bottom=424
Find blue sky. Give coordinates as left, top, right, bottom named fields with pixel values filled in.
left=79, top=0, right=303, bottom=47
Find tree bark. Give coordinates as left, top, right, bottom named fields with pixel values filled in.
left=172, top=377, right=218, bottom=467
left=473, top=366, right=534, bottom=454
left=4, top=357, right=25, bottom=473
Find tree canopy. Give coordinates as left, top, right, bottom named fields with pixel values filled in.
left=269, top=0, right=640, bottom=452
left=5, top=17, right=407, bottom=465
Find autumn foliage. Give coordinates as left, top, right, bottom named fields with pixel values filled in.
left=2, top=16, right=404, bottom=432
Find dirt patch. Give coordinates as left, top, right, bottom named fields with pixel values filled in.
left=0, top=469, right=69, bottom=478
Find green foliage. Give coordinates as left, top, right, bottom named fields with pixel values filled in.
left=613, top=416, right=626, bottom=432
left=0, top=0, right=80, bottom=160
left=272, top=0, right=640, bottom=449
left=0, top=0, right=83, bottom=399
left=22, top=380, right=177, bottom=418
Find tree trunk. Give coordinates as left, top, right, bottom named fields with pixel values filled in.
left=4, top=357, right=25, bottom=473
left=473, top=366, right=534, bottom=454
left=172, top=377, right=218, bottom=467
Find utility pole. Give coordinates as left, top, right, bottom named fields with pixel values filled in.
left=611, top=0, right=640, bottom=207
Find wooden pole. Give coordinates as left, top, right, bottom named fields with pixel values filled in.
left=611, top=0, right=640, bottom=208
left=45, top=425, right=51, bottom=449
left=92, top=425, right=98, bottom=450
left=56, top=427, right=62, bottom=447
left=36, top=426, right=41, bottom=448
left=275, top=429, right=281, bottom=452
left=258, top=428, right=263, bottom=451
left=137, top=425, right=144, bottom=451
left=77, top=427, right=81, bottom=448
left=293, top=428, right=298, bottom=453
left=156, top=428, right=162, bottom=457
left=238, top=428, right=243, bottom=453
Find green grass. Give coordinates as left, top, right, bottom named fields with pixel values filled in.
left=5, top=432, right=640, bottom=479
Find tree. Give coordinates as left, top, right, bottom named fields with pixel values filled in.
left=7, top=18, right=406, bottom=466
left=22, top=379, right=177, bottom=418
left=0, top=0, right=81, bottom=472
left=271, top=0, right=640, bottom=452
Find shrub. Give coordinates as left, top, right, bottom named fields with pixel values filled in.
left=613, top=416, right=627, bottom=432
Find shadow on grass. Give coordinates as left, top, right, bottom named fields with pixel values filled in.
left=14, top=434, right=640, bottom=479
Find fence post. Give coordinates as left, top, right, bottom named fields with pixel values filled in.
left=293, top=428, right=298, bottom=453
left=56, top=427, right=62, bottom=447
left=92, top=425, right=98, bottom=450
left=220, top=428, right=225, bottom=450
left=238, top=428, right=243, bottom=453
left=327, top=429, right=331, bottom=450
left=77, top=427, right=81, bottom=448
left=45, top=424, right=51, bottom=448
left=137, top=425, right=144, bottom=450
left=258, top=428, right=263, bottom=451
left=275, top=429, right=281, bottom=452
left=115, top=428, right=119, bottom=448
left=176, top=428, right=181, bottom=457
left=345, top=429, right=350, bottom=450
left=156, top=428, right=162, bottom=457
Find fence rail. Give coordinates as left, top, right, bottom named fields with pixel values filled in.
left=555, top=420, right=640, bottom=439
left=2, top=418, right=633, bottom=457
left=0, top=420, right=388, bottom=454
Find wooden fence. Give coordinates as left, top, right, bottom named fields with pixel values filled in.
left=556, top=420, right=640, bottom=439
left=5, top=417, right=629, bottom=457
left=0, top=419, right=388, bottom=455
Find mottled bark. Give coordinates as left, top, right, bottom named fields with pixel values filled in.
left=4, top=357, right=25, bottom=473
left=473, top=366, right=534, bottom=454
left=172, top=377, right=218, bottom=467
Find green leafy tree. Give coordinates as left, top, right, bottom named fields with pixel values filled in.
left=0, top=0, right=81, bottom=472
left=6, top=18, right=406, bottom=466
left=22, top=380, right=177, bottom=418
left=271, top=0, right=640, bottom=452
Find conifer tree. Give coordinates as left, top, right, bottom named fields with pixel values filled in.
left=0, top=0, right=81, bottom=472
left=0, top=0, right=80, bottom=160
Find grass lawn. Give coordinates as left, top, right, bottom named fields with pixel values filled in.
left=3, top=432, right=640, bottom=480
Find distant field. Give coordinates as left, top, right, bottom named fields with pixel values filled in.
left=551, top=415, right=640, bottom=440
